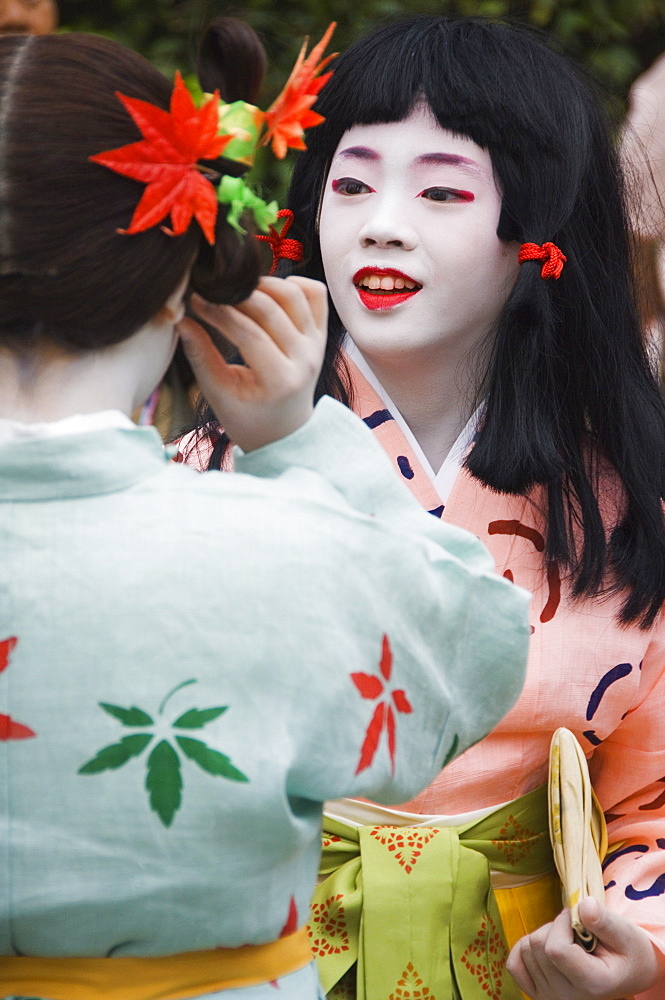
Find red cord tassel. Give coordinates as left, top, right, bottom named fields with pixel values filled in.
left=255, top=209, right=303, bottom=275
left=518, top=241, right=567, bottom=280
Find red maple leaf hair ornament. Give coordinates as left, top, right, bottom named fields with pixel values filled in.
left=263, top=22, right=337, bottom=159
left=90, top=72, right=231, bottom=245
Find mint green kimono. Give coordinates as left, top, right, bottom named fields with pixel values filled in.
left=0, top=398, right=530, bottom=1000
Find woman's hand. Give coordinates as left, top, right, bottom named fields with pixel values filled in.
left=506, top=897, right=661, bottom=999
left=177, top=275, right=327, bottom=452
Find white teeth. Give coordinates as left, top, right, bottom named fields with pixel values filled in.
left=358, top=273, right=419, bottom=291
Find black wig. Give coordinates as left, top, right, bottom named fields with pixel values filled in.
left=205, top=16, right=665, bottom=627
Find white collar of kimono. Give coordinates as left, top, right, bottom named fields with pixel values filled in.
left=344, top=336, right=480, bottom=504
left=0, top=409, right=134, bottom=444
left=325, top=795, right=509, bottom=829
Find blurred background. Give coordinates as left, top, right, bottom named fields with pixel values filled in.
left=58, top=0, right=665, bottom=203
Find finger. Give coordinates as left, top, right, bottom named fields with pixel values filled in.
left=506, top=938, right=539, bottom=997
left=190, top=294, right=299, bottom=380
left=577, top=897, right=633, bottom=956
left=250, top=275, right=320, bottom=336
left=518, top=931, right=565, bottom=998
left=177, top=317, right=253, bottom=405
left=191, top=290, right=303, bottom=363
left=531, top=907, right=617, bottom=995
left=284, top=275, right=329, bottom=333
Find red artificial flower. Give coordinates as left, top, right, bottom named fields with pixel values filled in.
left=263, top=22, right=337, bottom=159
left=90, top=72, right=231, bottom=244
left=351, top=634, right=412, bottom=775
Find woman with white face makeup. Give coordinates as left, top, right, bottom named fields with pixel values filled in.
left=185, top=14, right=665, bottom=1000
left=318, top=106, right=521, bottom=474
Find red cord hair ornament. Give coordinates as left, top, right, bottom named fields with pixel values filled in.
left=255, top=209, right=303, bottom=274
left=518, top=241, right=567, bottom=280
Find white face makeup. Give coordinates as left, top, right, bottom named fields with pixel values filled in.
left=319, top=106, right=520, bottom=371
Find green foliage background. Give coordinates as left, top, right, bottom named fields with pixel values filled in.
left=57, top=0, right=665, bottom=201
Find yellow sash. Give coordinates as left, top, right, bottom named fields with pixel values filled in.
left=0, top=925, right=312, bottom=1000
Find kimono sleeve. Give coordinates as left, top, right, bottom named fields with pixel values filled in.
left=235, top=396, right=504, bottom=573
left=236, top=396, right=532, bottom=807
left=589, top=614, right=665, bottom=963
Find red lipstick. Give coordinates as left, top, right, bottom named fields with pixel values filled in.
left=353, top=267, right=422, bottom=311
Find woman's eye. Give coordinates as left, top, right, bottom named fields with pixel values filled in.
left=331, top=177, right=374, bottom=196
left=418, top=187, right=475, bottom=203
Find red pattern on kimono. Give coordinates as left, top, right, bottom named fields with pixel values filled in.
left=0, top=637, right=36, bottom=741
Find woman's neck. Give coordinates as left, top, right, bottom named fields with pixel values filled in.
left=350, top=343, right=480, bottom=474
left=0, top=345, right=139, bottom=423
left=0, top=315, right=178, bottom=424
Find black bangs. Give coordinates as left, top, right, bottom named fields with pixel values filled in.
left=308, top=18, right=588, bottom=162
left=307, top=16, right=597, bottom=244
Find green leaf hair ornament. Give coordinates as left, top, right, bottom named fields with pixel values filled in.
left=216, top=175, right=278, bottom=235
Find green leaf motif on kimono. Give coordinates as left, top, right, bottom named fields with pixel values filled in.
left=146, top=740, right=182, bottom=827
left=172, top=707, right=227, bottom=728
left=79, top=680, right=249, bottom=827
left=100, top=703, right=154, bottom=726
left=176, top=736, right=249, bottom=782
left=79, top=733, right=153, bottom=773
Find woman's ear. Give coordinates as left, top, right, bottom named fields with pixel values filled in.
left=155, top=273, right=190, bottom=326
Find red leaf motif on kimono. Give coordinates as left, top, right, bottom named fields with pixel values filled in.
left=280, top=895, right=298, bottom=937
left=350, top=673, right=383, bottom=699
left=0, top=638, right=36, bottom=740
left=357, top=703, right=385, bottom=773
left=0, top=636, right=17, bottom=672
left=386, top=705, right=396, bottom=763
left=0, top=715, right=36, bottom=740
left=269, top=895, right=299, bottom=987
left=380, top=633, right=392, bottom=680
left=352, top=635, right=412, bottom=775
left=89, top=73, right=230, bottom=244
left=392, top=690, right=413, bottom=713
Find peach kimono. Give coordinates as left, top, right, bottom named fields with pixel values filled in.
left=340, top=349, right=665, bottom=998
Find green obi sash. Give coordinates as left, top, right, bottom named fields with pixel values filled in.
left=309, top=785, right=555, bottom=1000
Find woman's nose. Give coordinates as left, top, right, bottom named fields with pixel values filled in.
left=358, top=199, right=417, bottom=251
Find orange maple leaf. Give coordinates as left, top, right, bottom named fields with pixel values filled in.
left=263, top=22, right=337, bottom=159
left=90, top=72, right=231, bottom=244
